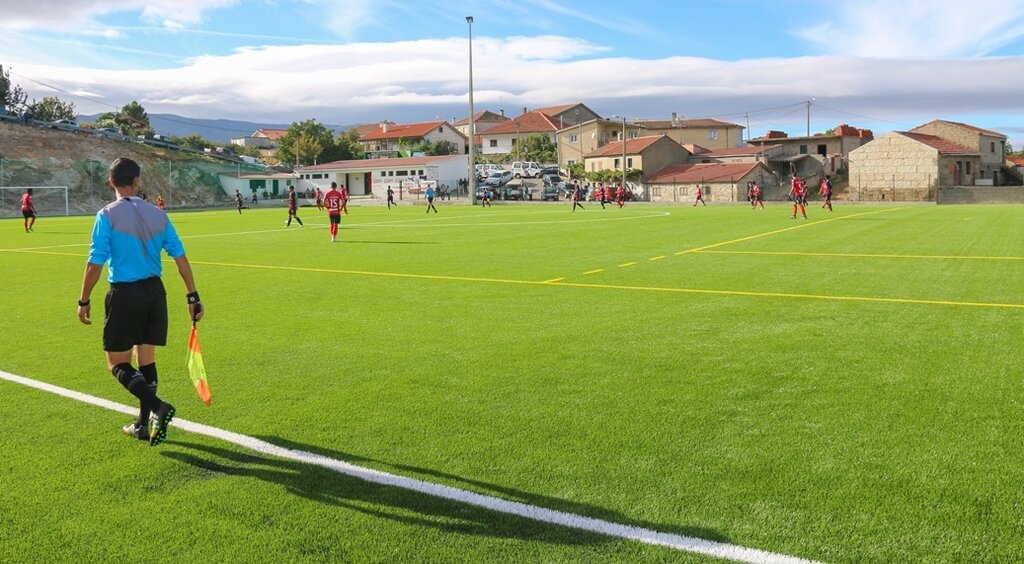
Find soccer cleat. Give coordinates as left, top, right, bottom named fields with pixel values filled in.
left=149, top=402, right=176, bottom=446
left=122, top=421, right=149, bottom=441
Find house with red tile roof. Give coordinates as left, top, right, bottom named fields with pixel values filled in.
left=910, top=120, right=1010, bottom=184
left=555, top=118, right=646, bottom=168
left=646, top=162, right=775, bottom=203
left=747, top=124, right=873, bottom=159
left=358, top=120, right=467, bottom=158
left=452, top=110, right=511, bottom=138
left=633, top=113, right=745, bottom=150
left=583, top=135, right=690, bottom=180
left=230, top=128, right=290, bottom=157
left=481, top=104, right=601, bottom=156
left=849, top=131, right=982, bottom=200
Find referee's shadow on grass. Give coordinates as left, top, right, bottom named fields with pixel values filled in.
left=251, top=435, right=730, bottom=544
left=162, top=440, right=621, bottom=546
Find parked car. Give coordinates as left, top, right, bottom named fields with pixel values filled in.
left=93, top=127, right=129, bottom=141
left=511, top=161, right=543, bottom=179
left=541, top=174, right=563, bottom=188
left=475, top=163, right=506, bottom=179
left=484, top=170, right=513, bottom=187
left=503, top=185, right=530, bottom=200
left=48, top=119, right=79, bottom=131
left=538, top=165, right=561, bottom=177
left=541, top=185, right=560, bottom=201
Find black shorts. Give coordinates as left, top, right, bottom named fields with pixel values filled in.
left=22, top=210, right=35, bottom=219
left=427, top=196, right=434, bottom=203
left=329, top=214, right=341, bottom=224
left=103, top=277, right=168, bottom=352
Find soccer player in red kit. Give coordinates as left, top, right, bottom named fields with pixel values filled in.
left=789, top=177, right=808, bottom=219
left=820, top=175, right=834, bottom=212
left=340, top=184, right=350, bottom=215
left=315, top=188, right=324, bottom=211
left=615, top=184, right=626, bottom=208
left=694, top=185, right=706, bottom=206
left=324, top=182, right=343, bottom=243
left=21, top=188, right=37, bottom=232
left=751, top=182, right=764, bottom=209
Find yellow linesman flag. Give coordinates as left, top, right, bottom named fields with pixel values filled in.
left=186, top=324, right=212, bottom=405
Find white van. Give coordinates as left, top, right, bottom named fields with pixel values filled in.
left=511, top=161, right=543, bottom=179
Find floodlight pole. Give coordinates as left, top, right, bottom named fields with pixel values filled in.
left=621, top=116, right=626, bottom=190
left=467, top=16, right=477, bottom=204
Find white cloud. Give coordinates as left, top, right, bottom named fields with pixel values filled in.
left=0, top=0, right=238, bottom=30
left=796, top=0, right=1024, bottom=58
left=7, top=35, right=1023, bottom=146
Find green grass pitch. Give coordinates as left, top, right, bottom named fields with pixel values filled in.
left=1, top=201, right=1022, bottom=562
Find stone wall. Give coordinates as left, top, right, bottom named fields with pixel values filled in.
left=849, top=132, right=941, bottom=201
left=937, top=186, right=1024, bottom=204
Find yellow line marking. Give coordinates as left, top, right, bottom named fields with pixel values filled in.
left=649, top=256, right=666, bottom=261
left=675, top=207, right=902, bottom=256
left=543, top=277, right=566, bottom=284
left=618, top=262, right=637, bottom=267
left=10, top=246, right=1021, bottom=310
left=696, top=249, right=1024, bottom=262
left=544, top=280, right=1024, bottom=310
left=582, top=269, right=605, bottom=275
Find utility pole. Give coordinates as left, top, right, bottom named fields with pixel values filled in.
left=806, top=98, right=815, bottom=137
left=621, top=116, right=626, bottom=190
left=466, top=15, right=476, bottom=204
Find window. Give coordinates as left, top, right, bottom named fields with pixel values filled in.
left=312, top=174, right=323, bottom=179
left=418, top=170, right=424, bottom=176
left=614, top=158, right=621, bottom=169
left=626, top=157, right=633, bottom=168
left=817, top=144, right=827, bottom=156
left=966, top=162, right=971, bottom=174
left=708, top=130, right=718, bottom=140
left=629, top=131, right=638, bottom=139
left=438, top=126, right=444, bottom=133
left=799, top=145, right=808, bottom=154
left=512, top=139, right=517, bottom=146
left=569, top=134, right=579, bottom=143
left=489, top=139, right=498, bottom=147
left=567, top=159, right=576, bottom=165
left=991, top=142, right=996, bottom=152
left=396, top=170, right=408, bottom=177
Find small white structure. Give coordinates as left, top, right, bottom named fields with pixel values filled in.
left=295, top=155, right=468, bottom=198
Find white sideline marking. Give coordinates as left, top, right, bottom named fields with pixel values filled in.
left=0, top=369, right=815, bottom=564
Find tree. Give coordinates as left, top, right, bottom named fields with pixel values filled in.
left=566, top=162, right=584, bottom=179
left=334, top=128, right=365, bottom=161
left=169, top=134, right=212, bottom=151
left=0, top=65, right=28, bottom=113
left=278, top=119, right=336, bottom=165
left=426, top=140, right=459, bottom=156
left=28, top=96, right=76, bottom=121
left=521, top=134, right=557, bottom=162
left=116, top=101, right=151, bottom=136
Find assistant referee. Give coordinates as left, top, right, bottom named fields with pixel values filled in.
left=77, top=157, right=204, bottom=446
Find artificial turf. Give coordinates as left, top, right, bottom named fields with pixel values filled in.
left=1, top=201, right=1022, bottom=562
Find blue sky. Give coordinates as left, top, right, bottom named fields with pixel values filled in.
left=3, top=0, right=1024, bottom=145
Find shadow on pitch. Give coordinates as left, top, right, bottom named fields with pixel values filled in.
left=162, top=440, right=642, bottom=546
left=245, top=435, right=730, bottom=545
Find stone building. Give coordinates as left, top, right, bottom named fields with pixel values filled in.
left=645, top=162, right=776, bottom=203
left=583, top=135, right=690, bottom=180
left=556, top=118, right=646, bottom=169
left=633, top=114, right=744, bottom=150
left=910, top=120, right=1009, bottom=185
left=848, top=131, right=980, bottom=201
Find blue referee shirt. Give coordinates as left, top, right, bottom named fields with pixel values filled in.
left=87, top=197, right=186, bottom=283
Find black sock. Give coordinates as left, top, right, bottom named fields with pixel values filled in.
left=296, top=217, right=303, bottom=225
left=112, top=363, right=161, bottom=412
left=137, top=363, right=158, bottom=425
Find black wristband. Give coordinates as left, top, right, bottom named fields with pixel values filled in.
left=78, top=299, right=90, bottom=307
left=186, top=292, right=201, bottom=304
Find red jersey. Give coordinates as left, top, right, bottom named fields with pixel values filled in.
left=156, top=195, right=165, bottom=209
left=324, top=189, right=343, bottom=215
left=752, top=186, right=761, bottom=198
left=315, top=189, right=323, bottom=201
left=21, top=193, right=33, bottom=212
left=696, top=186, right=703, bottom=197
left=616, top=187, right=625, bottom=200
left=791, top=178, right=806, bottom=197
left=340, top=187, right=349, bottom=201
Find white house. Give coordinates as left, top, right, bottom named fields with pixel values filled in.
left=295, top=155, right=469, bottom=199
